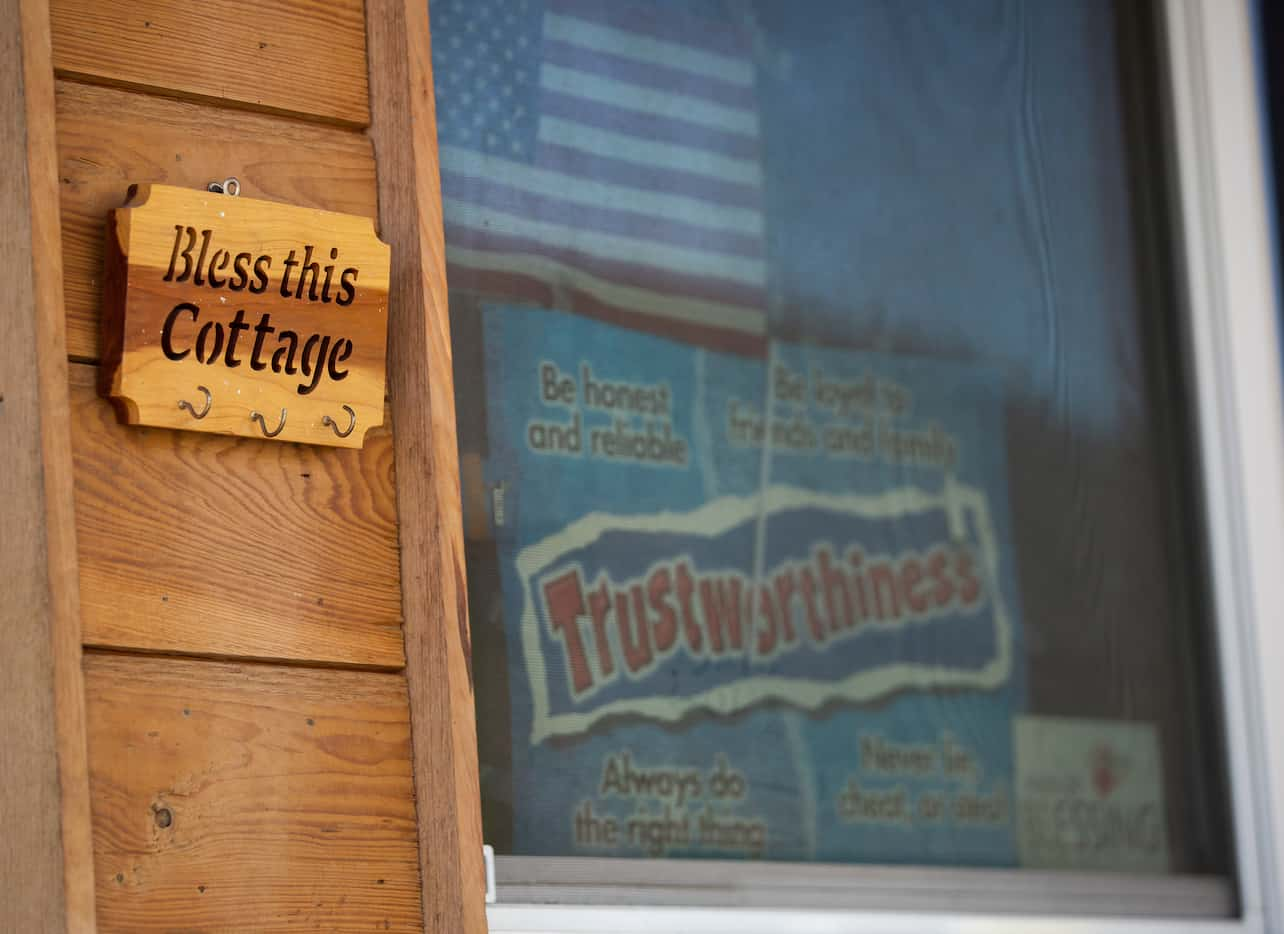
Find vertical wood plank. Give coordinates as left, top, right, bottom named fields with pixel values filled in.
left=0, top=5, right=66, bottom=927
left=23, top=0, right=98, bottom=920
left=365, top=1, right=488, bottom=930
left=2, top=0, right=96, bottom=930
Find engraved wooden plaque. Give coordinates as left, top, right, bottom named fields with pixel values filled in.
left=100, top=184, right=390, bottom=448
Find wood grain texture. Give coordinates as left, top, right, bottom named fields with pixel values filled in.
left=85, top=653, right=423, bottom=932
left=3, top=0, right=97, bottom=930
left=101, top=183, right=389, bottom=448
left=69, top=363, right=405, bottom=668
left=367, top=1, right=489, bottom=930
left=50, top=0, right=370, bottom=127
left=2, top=3, right=71, bottom=930
left=56, top=80, right=378, bottom=362
left=24, top=0, right=99, bottom=926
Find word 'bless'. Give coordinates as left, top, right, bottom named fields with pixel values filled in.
left=159, top=226, right=363, bottom=395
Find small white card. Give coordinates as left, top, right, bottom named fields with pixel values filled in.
left=1014, top=715, right=1168, bottom=872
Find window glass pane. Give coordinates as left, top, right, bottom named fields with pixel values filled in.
left=434, top=0, right=1232, bottom=885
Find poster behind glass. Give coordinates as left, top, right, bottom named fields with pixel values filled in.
left=433, top=0, right=1230, bottom=875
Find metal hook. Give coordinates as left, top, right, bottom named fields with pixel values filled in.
left=207, top=176, right=240, bottom=197
left=322, top=404, right=356, bottom=439
left=250, top=407, right=287, bottom=438
left=177, top=385, right=212, bottom=420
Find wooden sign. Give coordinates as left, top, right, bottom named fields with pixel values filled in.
left=100, top=184, right=390, bottom=448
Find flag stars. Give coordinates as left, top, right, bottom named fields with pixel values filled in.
left=425, top=4, right=540, bottom=158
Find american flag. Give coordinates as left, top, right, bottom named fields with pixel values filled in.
left=431, top=0, right=768, bottom=353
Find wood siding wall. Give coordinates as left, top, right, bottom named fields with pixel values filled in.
left=24, top=0, right=483, bottom=929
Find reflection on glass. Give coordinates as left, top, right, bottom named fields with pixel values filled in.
left=433, top=0, right=1230, bottom=878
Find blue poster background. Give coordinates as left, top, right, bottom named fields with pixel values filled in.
left=483, top=304, right=1024, bottom=864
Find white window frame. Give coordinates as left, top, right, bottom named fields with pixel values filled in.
left=486, top=0, right=1284, bottom=929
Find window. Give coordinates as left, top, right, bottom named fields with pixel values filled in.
left=431, top=0, right=1279, bottom=926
